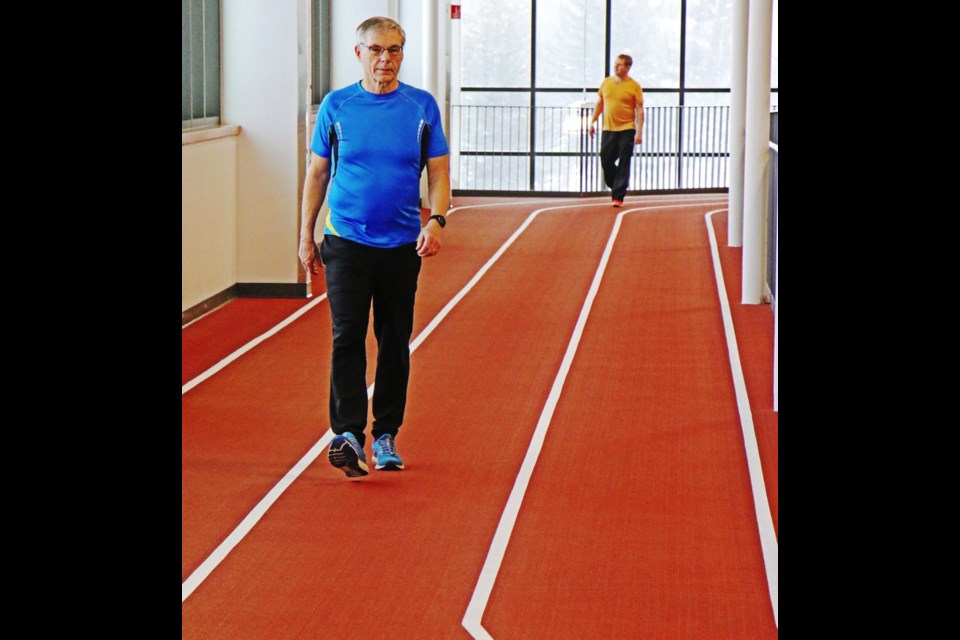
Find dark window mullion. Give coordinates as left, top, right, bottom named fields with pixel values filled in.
left=604, top=0, right=612, bottom=81
left=190, top=0, right=205, bottom=119
left=529, top=1, right=537, bottom=191
left=677, top=0, right=687, bottom=187
left=203, top=0, right=220, bottom=117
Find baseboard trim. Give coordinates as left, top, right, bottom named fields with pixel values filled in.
left=182, top=282, right=310, bottom=327
left=182, top=285, right=238, bottom=326
left=235, top=282, right=310, bottom=299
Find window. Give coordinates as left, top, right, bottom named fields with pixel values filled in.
left=685, top=0, right=734, bottom=89
left=535, top=0, right=605, bottom=90
left=457, top=0, right=776, bottom=192
left=460, top=0, right=532, bottom=88
left=610, top=0, right=682, bottom=90
left=182, top=0, right=221, bottom=130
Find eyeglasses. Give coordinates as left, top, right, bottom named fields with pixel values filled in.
left=360, top=44, right=403, bottom=58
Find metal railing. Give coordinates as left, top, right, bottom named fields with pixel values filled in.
left=767, top=138, right=778, bottom=301
left=452, top=105, right=730, bottom=194
left=769, top=124, right=778, bottom=412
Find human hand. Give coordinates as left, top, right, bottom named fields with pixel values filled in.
left=589, top=123, right=596, bottom=138
left=299, top=236, right=321, bottom=274
left=416, top=222, right=442, bottom=257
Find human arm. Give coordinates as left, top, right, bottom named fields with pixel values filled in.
left=634, top=103, right=644, bottom=144
left=417, top=154, right=450, bottom=258
left=299, top=153, right=332, bottom=274
left=588, top=96, right=604, bottom=138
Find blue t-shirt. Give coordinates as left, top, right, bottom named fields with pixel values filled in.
left=311, top=82, right=449, bottom=248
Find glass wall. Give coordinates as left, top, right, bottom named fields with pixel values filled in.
left=609, top=0, right=682, bottom=89
left=457, top=0, right=778, bottom=192
left=685, top=0, right=733, bottom=89
left=460, top=0, right=533, bottom=88
left=181, top=0, right=221, bottom=129
left=536, top=0, right=606, bottom=91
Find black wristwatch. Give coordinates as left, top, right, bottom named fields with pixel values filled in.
left=429, top=214, right=446, bottom=228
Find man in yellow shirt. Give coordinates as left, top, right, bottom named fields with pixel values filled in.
left=588, top=54, right=644, bottom=207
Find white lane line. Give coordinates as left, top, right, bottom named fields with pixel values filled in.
left=446, top=192, right=717, bottom=217
left=181, top=194, right=717, bottom=395
left=182, top=196, right=727, bottom=603
left=461, top=200, right=726, bottom=639
left=180, top=199, right=603, bottom=602
left=705, top=209, right=778, bottom=628
left=182, top=294, right=329, bottom=395
left=181, top=429, right=335, bottom=601
left=180, top=199, right=591, bottom=395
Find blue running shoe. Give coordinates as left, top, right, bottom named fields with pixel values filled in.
left=372, top=434, right=404, bottom=470
left=328, top=432, right=369, bottom=478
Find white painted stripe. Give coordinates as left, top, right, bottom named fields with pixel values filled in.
left=181, top=199, right=588, bottom=602
left=446, top=193, right=724, bottom=219
left=412, top=200, right=643, bottom=353
left=181, top=194, right=717, bottom=393
left=445, top=192, right=714, bottom=218
left=181, top=198, right=609, bottom=393
left=181, top=293, right=329, bottom=395
left=181, top=429, right=335, bottom=601
left=705, top=210, right=778, bottom=628
left=462, top=200, right=726, bottom=639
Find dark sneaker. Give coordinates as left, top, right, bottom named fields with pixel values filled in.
left=328, top=432, right=369, bottom=478
left=372, top=434, right=405, bottom=470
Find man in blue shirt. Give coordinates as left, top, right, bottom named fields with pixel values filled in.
left=299, top=16, right=450, bottom=478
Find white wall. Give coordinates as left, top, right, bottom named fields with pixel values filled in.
left=332, top=1, right=440, bottom=91
left=399, top=1, right=423, bottom=89
left=223, top=0, right=300, bottom=284
left=332, top=1, right=394, bottom=90
left=182, top=137, right=238, bottom=312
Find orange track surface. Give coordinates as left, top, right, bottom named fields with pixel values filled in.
left=182, top=203, right=530, bottom=581
left=482, top=205, right=776, bottom=639
left=182, top=278, right=327, bottom=386
left=182, top=197, right=777, bottom=639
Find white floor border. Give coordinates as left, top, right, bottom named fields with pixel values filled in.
left=705, top=210, right=778, bottom=627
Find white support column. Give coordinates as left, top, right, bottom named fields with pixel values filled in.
left=450, top=3, right=462, bottom=189
left=741, top=0, right=772, bottom=304
left=422, top=0, right=438, bottom=96
left=728, top=0, right=749, bottom=248
left=435, top=0, right=448, bottom=131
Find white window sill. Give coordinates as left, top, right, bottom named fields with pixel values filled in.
left=182, top=124, right=241, bottom=146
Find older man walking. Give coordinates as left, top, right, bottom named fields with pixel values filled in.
left=299, top=16, right=450, bottom=478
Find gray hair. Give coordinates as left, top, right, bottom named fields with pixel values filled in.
left=356, top=17, right=406, bottom=46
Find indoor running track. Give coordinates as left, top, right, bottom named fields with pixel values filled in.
left=182, top=195, right=779, bottom=639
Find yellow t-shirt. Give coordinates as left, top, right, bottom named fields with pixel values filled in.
left=599, top=76, right=644, bottom=132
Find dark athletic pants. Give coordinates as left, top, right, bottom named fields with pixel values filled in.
left=600, top=129, right=636, bottom=201
left=321, top=235, right=421, bottom=448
